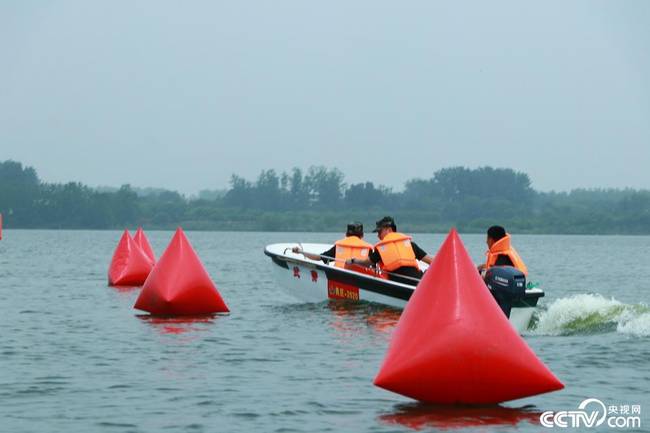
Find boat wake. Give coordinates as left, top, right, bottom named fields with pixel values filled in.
left=529, top=294, right=650, bottom=337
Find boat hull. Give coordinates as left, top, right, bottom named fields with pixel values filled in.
left=265, top=243, right=543, bottom=333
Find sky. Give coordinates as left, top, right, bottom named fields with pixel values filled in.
left=1, top=1, right=649, bottom=195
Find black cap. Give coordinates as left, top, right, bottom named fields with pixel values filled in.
left=373, top=216, right=397, bottom=232
left=346, top=222, right=364, bottom=237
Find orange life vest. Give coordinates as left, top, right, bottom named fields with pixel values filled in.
left=334, top=236, right=373, bottom=269
left=485, top=234, right=528, bottom=276
left=374, top=232, right=420, bottom=272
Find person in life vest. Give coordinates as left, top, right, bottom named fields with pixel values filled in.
left=477, top=225, right=528, bottom=276
left=347, top=216, right=434, bottom=285
left=292, top=222, right=372, bottom=268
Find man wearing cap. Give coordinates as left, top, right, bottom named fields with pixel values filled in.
left=347, top=216, right=433, bottom=285
left=292, top=222, right=373, bottom=268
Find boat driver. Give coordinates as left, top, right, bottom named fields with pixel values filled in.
left=477, top=225, right=528, bottom=276
left=292, top=222, right=373, bottom=268
left=347, top=216, right=434, bottom=285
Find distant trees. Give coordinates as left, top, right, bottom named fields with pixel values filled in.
left=288, top=168, right=310, bottom=207
left=431, top=167, right=534, bottom=221
left=0, top=160, right=40, bottom=225
left=433, top=167, right=533, bottom=202
left=224, top=166, right=347, bottom=210
left=197, top=189, right=227, bottom=201
left=1, top=159, right=649, bottom=234
left=345, top=182, right=391, bottom=208
left=386, top=166, right=532, bottom=225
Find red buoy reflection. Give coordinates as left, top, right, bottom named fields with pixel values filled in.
left=325, top=302, right=402, bottom=343
left=136, top=314, right=219, bottom=335
left=365, top=308, right=401, bottom=334
left=379, top=403, right=542, bottom=430
left=111, top=285, right=141, bottom=293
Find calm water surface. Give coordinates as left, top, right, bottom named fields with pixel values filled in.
left=0, top=230, right=648, bottom=432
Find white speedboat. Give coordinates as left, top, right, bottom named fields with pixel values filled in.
left=264, top=243, right=544, bottom=333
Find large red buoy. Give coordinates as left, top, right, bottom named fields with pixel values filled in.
left=374, top=228, right=563, bottom=404
left=133, top=227, right=156, bottom=264
left=108, top=230, right=154, bottom=286
left=134, top=227, right=229, bottom=315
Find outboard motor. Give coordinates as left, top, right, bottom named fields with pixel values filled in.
left=484, top=266, right=526, bottom=318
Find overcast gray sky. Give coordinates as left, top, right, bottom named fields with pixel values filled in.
left=1, top=1, right=649, bottom=194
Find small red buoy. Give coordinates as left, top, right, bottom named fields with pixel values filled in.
left=374, top=228, right=563, bottom=404
left=133, top=227, right=156, bottom=264
left=108, top=230, right=154, bottom=286
left=134, top=227, right=229, bottom=315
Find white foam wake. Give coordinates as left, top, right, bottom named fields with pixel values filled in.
left=617, top=311, right=650, bottom=337
left=531, top=294, right=650, bottom=337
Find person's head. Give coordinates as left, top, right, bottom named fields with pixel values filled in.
left=346, top=222, right=364, bottom=238
left=486, top=225, right=507, bottom=248
left=373, top=216, right=397, bottom=240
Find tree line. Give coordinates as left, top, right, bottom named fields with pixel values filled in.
left=1, top=160, right=649, bottom=234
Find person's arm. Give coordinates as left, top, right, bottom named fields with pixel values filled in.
left=347, top=257, right=371, bottom=266
left=346, top=249, right=379, bottom=267
left=320, top=246, right=337, bottom=264
left=412, top=242, right=434, bottom=265
left=292, top=246, right=328, bottom=262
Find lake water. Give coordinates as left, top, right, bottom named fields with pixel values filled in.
left=0, top=230, right=648, bottom=432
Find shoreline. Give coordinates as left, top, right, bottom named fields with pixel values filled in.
left=2, top=227, right=649, bottom=236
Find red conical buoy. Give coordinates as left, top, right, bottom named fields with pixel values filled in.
left=108, top=229, right=154, bottom=286
left=133, top=227, right=156, bottom=264
left=374, top=228, right=563, bottom=404
left=134, top=228, right=229, bottom=315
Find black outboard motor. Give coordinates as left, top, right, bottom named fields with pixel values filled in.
left=484, top=266, right=526, bottom=318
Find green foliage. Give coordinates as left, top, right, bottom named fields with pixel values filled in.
left=0, top=160, right=40, bottom=225
left=0, top=160, right=649, bottom=234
